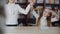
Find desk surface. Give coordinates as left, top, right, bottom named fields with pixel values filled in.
left=0, top=16, right=60, bottom=34
left=4, top=26, right=60, bottom=34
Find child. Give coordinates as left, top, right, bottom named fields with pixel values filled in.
left=39, top=9, right=59, bottom=30
left=4, top=0, right=35, bottom=26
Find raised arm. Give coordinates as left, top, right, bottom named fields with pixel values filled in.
left=52, top=10, right=59, bottom=19
left=50, top=10, right=59, bottom=22
left=18, top=4, right=31, bottom=15
left=18, top=0, right=35, bottom=15
left=31, top=10, right=39, bottom=19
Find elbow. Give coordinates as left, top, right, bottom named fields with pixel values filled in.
left=24, top=13, right=28, bottom=15
left=24, top=11, right=28, bottom=15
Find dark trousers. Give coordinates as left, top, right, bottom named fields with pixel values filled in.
left=52, top=19, right=60, bottom=27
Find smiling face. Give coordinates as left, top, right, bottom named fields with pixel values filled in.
left=9, top=0, right=15, bottom=3
left=43, top=9, right=50, bottom=17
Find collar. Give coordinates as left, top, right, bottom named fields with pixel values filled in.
left=8, top=3, right=15, bottom=5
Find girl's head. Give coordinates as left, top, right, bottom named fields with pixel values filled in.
left=43, top=9, right=52, bottom=27
left=43, top=9, right=51, bottom=17
left=8, top=0, right=15, bottom=3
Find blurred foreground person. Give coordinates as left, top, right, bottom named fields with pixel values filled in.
left=38, top=9, right=59, bottom=30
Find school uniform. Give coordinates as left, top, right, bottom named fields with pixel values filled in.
left=40, top=16, right=59, bottom=30
left=51, top=17, right=59, bottom=26
left=4, top=3, right=31, bottom=26
left=31, top=10, right=39, bottom=19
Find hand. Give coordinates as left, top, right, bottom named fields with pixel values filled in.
left=50, top=11, right=56, bottom=16
left=29, top=0, right=35, bottom=6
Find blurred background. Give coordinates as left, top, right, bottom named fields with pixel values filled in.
left=0, top=0, right=60, bottom=34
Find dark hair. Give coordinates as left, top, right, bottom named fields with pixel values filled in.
left=46, top=12, right=52, bottom=27
left=36, top=10, right=43, bottom=26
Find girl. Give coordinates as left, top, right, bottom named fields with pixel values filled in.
left=4, top=0, right=35, bottom=26
left=38, top=9, right=59, bottom=30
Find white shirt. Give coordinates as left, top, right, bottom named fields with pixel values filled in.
left=51, top=17, right=58, bottom=22
left=31, top=10, right=39, bottom=19
left=4, top=3, right=31, bottom=25
left=40, top=16, right=47, bottom=27
left=40, top=16, right=58, bottom=29
left=40, top=16, right=58, bottom=26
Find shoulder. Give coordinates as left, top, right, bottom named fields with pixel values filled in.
left=4, top=4, right=9, bottom=8
left=4, top=4, right=8, bottom=6
left=4, top=4, right=7, bottom=6
left=15, top=4, right=21, bottom=8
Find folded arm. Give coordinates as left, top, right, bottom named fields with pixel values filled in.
left=51, top=11, right=59, bottom=22
left=18, top=4, right=31, bottom=15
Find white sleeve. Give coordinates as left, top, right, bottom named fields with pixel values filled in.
left=51, top=17, right=58, bottom=22
left=17, top=4, right=31, bottom=15
left=31, top=10, right=39, bottom=19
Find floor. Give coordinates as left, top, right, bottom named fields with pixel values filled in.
left=0, top=16, right=60, bottom=34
